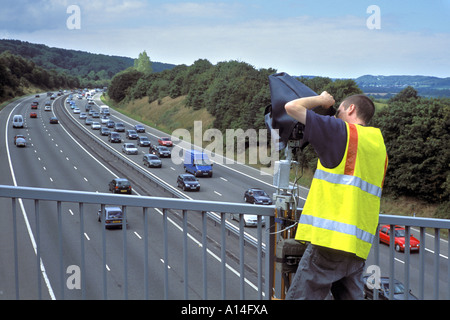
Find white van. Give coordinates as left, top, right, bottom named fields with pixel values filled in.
left=12, top=115, right=24, bottom=128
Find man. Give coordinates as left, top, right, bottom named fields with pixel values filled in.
left=284, top=92, right=388, bottom=300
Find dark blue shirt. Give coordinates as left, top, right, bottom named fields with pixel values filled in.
left=303, top=110, right=348, bottom=169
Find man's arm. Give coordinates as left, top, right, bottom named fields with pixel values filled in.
left=285, top=91, right=335, bottom=124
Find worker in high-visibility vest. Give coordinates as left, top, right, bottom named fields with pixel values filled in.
left=284, top=92, right=388, bottom=300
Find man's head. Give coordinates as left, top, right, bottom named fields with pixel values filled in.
left=335, top=94, right=375, bottom=125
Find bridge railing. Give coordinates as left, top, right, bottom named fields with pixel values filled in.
left=0, top=185, right=448, bottom=300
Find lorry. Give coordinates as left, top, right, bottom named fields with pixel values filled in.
left=184, top=150, right=213, bottom=177
left=100, top=105, right=110, bottom=115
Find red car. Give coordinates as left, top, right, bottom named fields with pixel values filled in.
left=30, top=112, right=37, bottom=118
left=158, top=137, right=173, bottom=147
left=379, top=225, right=420, bottom=252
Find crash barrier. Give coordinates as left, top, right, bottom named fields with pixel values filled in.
left=0, top=185, right=448, bottom=299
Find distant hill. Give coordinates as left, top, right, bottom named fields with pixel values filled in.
left=0, top=39, right=176, bottom=86
left=354, top=75, right=450, bottom=98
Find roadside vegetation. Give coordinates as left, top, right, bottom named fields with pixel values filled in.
left=106, top=57, right=449, bottom=220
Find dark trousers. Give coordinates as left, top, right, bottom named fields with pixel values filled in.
left=286, top=243, right=365, bottom=300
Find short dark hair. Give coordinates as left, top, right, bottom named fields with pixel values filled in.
left=342, top=94, right=375, bottom=124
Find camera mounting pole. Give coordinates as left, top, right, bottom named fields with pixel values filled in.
left=271, top=140, right=303, bottom=299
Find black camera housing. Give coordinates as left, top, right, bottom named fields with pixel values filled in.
left=265, top=72, right=335, bottom=151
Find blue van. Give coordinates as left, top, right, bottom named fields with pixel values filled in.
left=184, top=150, right=213, bottom=177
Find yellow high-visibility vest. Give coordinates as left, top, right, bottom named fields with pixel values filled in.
left=295, top=123, right=388, bottom=259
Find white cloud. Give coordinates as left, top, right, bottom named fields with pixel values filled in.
left=2, top=1, right=449, bottom=78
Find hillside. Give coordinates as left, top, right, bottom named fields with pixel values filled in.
left=355, top=75, right=450, bottom=98
left=0, top=39, right=176, bottom=87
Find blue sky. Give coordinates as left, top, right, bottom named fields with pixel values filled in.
left=1, top=0, right=449, bottom=78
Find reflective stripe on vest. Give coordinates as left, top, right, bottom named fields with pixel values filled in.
left=299, top=214, right=375, bottom=245
left=314, top=169, right=382, bottom=198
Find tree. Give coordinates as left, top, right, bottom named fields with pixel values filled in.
left=371, top=94, right=450, bottom=203
left=108, top=69, right=143, bottom=102
left=134, top=51, right=153, bottom=74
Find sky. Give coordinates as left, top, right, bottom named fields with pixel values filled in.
left=0, top=0, right=449, bottom=78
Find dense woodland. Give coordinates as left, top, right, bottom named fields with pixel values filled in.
left=108, top=59, right=450, bottom=218
left=0, top=51, right=80, bottom=102
left=0, top=40, right=175, bottom=88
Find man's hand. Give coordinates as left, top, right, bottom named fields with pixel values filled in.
left=319, top=91, right=335, bottom=109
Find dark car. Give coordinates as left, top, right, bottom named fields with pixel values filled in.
left=108, top=178, right=132, bottom=194
left=244, top=188, right=272, bottom=205
left=177, top=174, right=200, bottom=191
left=49, top=117, right=59, bottom=124
left=97, top=206, right=127, bottom=229
left=137, top=136, right=151, bottom=147
left=143, top=154, right=162, bottom=168
left=106, top=120, right=115, bottom=128
left=109, top=132, right=121, bottom=143
left=134, top=124, right=145, bottom=133
left=126, top=129, right=138, bottom=139
left=150, top=145, right=171, bottom=158
left=362, top=276, right=418, bottom=300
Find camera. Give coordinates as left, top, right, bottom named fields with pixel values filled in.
left=265, top=72, right=335, bottom=152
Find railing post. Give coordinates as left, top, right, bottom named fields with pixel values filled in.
left=35, top=199, right=41, bottom=300
left=434, top=228, right=440, bottom=299
left=265, top=215, right=275, bottom=300
left=12, top=198, right=19, bottom=300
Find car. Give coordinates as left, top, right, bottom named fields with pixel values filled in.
left=158, top=137, right=173, bottom=147
left=143, top=154, right=162, bottom=168
left=150, top=145, right=171, bottom=158
left=106, top=120, right=115, bottom=128
left=92, top=112, right=100, bottom=118
left=114, top=122, right=125, bottom=132
left=379, top=225, right=420, bottom=252
left=85, top=118, right=93, bottom=125
left=73, top=108, right=80, bottom=114
left=97, top=206, right=127, bottom=229
left=31, top=102, right=38, bottom=109
left=12, top=115, right=24, bottom=128
left=44, top=105, right=51, bottom=111
left=134, top=124, right=145, bottom=133
left=177, top=174, right=200, bottom=191
left=30, top=112, right=37, bottom=118
left=244, top=188, right=272, bottom=205
left=79, top=112, right=87, bottom=119
left=122, top=143, right=138, bottom=155
left=108, top=178, right=132, bottom=194
left=109, top=132, right=121, bottom=143
left=126, top=130, right=138, bottom=140
left=100, top=127, right=110, bottom=136
left=137, top=136, right=151, bottom=147
left=14, top=135, right=26, bottom=147
left=230, top=213, right=265, bottom=227
left=100, top=115, right=109, bottom=124
left=49, top=117, right=59, bottom=124
left=362, top=276, right=418, bottom=300
left=91, top=121, right=101, bottom=130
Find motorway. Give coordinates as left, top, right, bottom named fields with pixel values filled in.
left=0, top=92, right=289, bottom=299
left=0, top=92, right=448, bottom=299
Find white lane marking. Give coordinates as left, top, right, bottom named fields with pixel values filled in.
left=5, top=102, right=56, bottom=300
